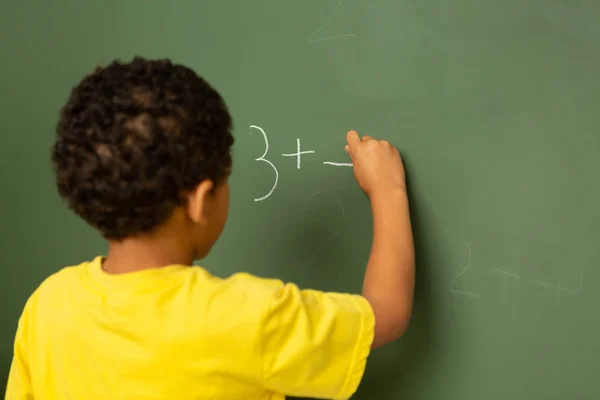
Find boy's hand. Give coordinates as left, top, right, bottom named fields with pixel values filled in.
left=345, top=130, right=406, bottom=197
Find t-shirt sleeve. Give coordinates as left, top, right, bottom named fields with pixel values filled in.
left=258, top=280, right=375, bottom=400
left=5, top=297, right=35, bottom=400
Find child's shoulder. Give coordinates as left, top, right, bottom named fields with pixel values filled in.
left=38, top=259, right=90, bottom=290
left=19, top=260, right=91, bottom=317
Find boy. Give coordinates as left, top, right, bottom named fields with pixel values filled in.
left=6, top=57, right=414, bottom=400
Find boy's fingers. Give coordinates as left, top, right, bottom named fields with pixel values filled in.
left=344, top=144, right=354, bottom=161
left=362, top=135, right=373, bottom=141
left=346, top=130, right=361, bottom=152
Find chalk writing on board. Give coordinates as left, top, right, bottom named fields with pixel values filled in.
left=493, top=267, right=584, bottom=304
left=308, top=0, right=358, bottom=43
left=249, top=125, right=354, bottom=201
left=282, top=138, right=316, bottom=169
left=300, top=190, right=346, bottom=287
left=250, top=125, right=279, bottom=202
left=449, top=241, right=481, bottom=298
left=493, top=268, right=521, bottom=280
left=414, top=188, right=481, bottom=299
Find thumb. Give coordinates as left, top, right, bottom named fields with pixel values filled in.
left=344, top=144, right=353, bottom=161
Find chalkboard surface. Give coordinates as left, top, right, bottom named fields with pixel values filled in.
left=1, top=1, right=599, bottom=399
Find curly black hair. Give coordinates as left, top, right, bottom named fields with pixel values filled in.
left=52, top=57, right=234, bottom=240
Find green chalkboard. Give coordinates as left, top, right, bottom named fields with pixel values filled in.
left=1, top=1, right=599, bottom=399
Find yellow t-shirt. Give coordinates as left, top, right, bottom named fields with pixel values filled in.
left=6, top=257, right=374, bottom=400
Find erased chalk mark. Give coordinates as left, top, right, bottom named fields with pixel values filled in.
left=449, top=241, right=481, bottom=298
left=299, top=191, right=346, bottom=287
left=493, top=268, right=521, bottom=280
left=308, top=0, right=358, bottom=43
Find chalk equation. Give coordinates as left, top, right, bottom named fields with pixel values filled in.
left=250, top=125, right=352, bottom=202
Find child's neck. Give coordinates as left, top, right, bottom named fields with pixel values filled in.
left=103, top=235, right=195, bottom=275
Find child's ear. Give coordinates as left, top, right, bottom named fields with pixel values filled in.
left=184, top=179, right=214, bottom=225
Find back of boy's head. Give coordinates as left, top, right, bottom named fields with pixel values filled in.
left=52, top=57, right=234, bottom=241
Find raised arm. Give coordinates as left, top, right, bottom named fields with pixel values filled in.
left=345, top=130, right=415, bottom=349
